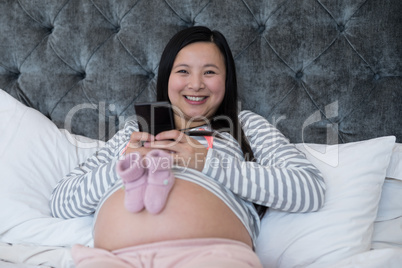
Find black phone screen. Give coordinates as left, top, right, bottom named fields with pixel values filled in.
left=134, top=102, right=175, bottom=135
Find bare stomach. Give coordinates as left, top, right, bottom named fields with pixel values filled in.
left=93, top=179, right=252, bottom=251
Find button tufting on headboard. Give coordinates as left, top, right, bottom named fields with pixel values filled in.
left=296, top=71, right=304, bottom=79
left=113, top=26, right=121, bottom=34
left=337, top=24, right=345, bottom=32
left=0, top=0, right=400, bottom=143
left=78, top=72, right=86, bottom=80
left=257, top=24, right=266, bottom=35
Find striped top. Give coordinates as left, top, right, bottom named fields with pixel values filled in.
left=50, top=110, right=326, bottom=246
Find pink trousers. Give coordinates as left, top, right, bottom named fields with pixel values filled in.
left=72, top=238, right=262, bottom=268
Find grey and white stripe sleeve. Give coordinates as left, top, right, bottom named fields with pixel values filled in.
left=50, top=121, right=138, bottom=219
left=202, top=110, right=326, bottom=212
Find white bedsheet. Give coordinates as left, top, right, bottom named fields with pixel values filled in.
left=308, top=248, right=402, bottom=268
left=0, top=242, right=401, bottom=268
left=0, top=242, right=73, bottom=268
left=0, top=261, right=41, bottom=268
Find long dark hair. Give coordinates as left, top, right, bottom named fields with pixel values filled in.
left=156, top=26, right=266, bottom=218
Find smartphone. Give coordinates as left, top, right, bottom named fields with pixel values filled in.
left=134, top=101, right=175, bottom=136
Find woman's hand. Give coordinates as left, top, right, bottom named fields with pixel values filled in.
left=124, top=131, right=155, bottom=157
left=143, top=130, right=208, bottom=172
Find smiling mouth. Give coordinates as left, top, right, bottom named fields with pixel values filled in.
left=185, top=96, right=207, bottom=101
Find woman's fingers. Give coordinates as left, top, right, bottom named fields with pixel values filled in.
left=144, top=130, right=187, bottom=150
left=143, top=130, right=208, bottom=171
left=124, top=132, right=155, bottom=155
left=130, top=131, right=155, bottom=143
left=155, top=130, right=187, bottom=143
left=145, top=130, right=203, bottom=151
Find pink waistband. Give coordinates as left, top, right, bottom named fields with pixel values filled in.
left=112, top=237, right=251, bottom=254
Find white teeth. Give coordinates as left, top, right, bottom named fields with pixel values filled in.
left=186, top=96, right=206, bottom=101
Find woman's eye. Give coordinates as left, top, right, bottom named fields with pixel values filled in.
left=205, top=70, right=216, bottom=75
left=177, top=70, right=188, bottom=74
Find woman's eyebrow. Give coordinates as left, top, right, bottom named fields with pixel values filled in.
left=204, top=64, right=220, bottom=69
left=172, top=63, right=220, bottom=69
left=172, top=63, right=189, bottom=68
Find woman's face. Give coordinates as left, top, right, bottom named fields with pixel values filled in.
left=168, top=42, right=226, bottom=129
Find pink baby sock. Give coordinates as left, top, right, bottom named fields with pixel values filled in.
left=143, top=149, right=175, bottom=214
left=116, top=152, right=148, bottom=213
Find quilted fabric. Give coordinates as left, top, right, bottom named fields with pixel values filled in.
left=0, top=0, right=401, bottom=143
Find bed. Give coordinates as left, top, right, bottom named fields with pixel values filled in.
left=0, top=0, right=401, bottom=267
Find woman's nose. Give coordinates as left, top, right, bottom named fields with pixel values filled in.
left=188, top=74, right=205, bottom=91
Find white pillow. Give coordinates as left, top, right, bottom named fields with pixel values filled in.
left=371, top=178, right=402, bottom=250
left=386, top=143, right=402, bottom=180
left=0, top=89, right=102, bottom=247
left=371, top=216, right=402, bottom=249
left=256, top=136, right=395, bottom=268
left=375, top=178, right=402, bottom=222
left=370, top=144, right=402, bottom=249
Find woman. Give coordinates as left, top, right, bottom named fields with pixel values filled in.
left=50, top=26, right=326, bottom=267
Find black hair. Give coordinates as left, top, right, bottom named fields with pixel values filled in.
left=156, top=26, right=266, bottom=218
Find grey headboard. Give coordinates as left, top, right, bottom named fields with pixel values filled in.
left=1, top=0, right=401, bottom=144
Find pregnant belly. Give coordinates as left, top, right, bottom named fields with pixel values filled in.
left=93, top=179, right=252, bottom=251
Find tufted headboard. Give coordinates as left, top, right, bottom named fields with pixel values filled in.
left=1, top=0, right=401, bottom=144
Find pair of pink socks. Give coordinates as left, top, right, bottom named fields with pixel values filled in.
left=116, top=149, right=175, bottom=214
